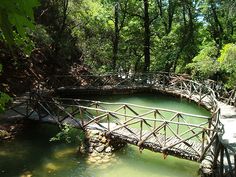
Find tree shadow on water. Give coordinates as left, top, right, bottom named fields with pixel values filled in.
left=0, top=121, right=70, bottom=177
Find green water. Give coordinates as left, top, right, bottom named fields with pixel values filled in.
left=0, top=93, right=209, bottom=177
left=92, top=93, right=209, bottom=116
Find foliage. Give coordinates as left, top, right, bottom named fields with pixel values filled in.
left=69, top=0, right=113, bottom=72
left=0, top=0, right=39, bottom=45
left=186, top=43, right=219, bottom=79
left=218, top=43, right=236, bottom=88
left=0, top=92, right=11, bottom=113
left=1, top=0, right=236, bottom=96
left=187, top=42, right=236, bottom=88
left=0, top=64, right=11, bottom=113
left=50, top=124, right=85, bottom=144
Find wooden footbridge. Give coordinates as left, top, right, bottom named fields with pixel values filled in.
left=3, top=72, right=236, bottom=177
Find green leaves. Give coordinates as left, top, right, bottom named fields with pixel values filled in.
left=0, top=0, right=39, bottom=44
left=0, top=10, right=14, bottom=44
left=0, top=65, right=11, bottom=113
left=0, top=92, right=11, bottom=113
left=186, top=44, right=219, bottom=79
left=50, top=124, right=85, bottom=144
left=218, top=43, right=236, bottom=88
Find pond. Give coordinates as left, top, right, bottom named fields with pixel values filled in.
left=0, top=93, right=210, bottom=177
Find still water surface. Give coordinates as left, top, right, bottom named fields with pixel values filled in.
left=0, top=93, right=209, bottom=177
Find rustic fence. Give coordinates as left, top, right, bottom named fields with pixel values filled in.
left=45, top=72, right=235, bottom=107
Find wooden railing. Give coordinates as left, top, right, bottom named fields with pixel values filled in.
left=30, top=95, right=220, bottom=161
left=6, top=72, right=233, bottom=175
left=45, top=72, right=235, bottom=107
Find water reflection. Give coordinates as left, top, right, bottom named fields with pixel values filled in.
left=0, top=94, right=206, bottom=177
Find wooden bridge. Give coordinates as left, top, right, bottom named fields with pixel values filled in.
left=4, top=72, right=236, bottom=177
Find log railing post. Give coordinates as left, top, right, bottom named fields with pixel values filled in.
left=189, top=82, right=192, bottom=99
left=164, top=122, right=166, bottom=147
left=177, top=114, right=180, bottom=135
left=140, top=119, right=143, bottom=142
left=234, top=155, right=236, bottom=177
left=220, top=144, right=224, bottom=176
left=201, top=130, right=205, bottom=156
left=154, top=110, right=157, bottom=129
left=224, top=148, right=233, bottom=176
left=95, top=103, right=98, bottom=116
left=107, top=114, right=110, bottom=131
left=124, top=105, right=127, bottom=121
left=199, top=86, right=202, bottom=104
left=79, top=107, right=84, bottom=126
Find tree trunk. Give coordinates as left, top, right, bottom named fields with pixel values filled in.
left=167, top=0, right=175, bottom=34
left=143, top=0, right=150, bottom=72
left=209, top=0, right=224, bottom=49
left=112, top=1, right=119, bottom=71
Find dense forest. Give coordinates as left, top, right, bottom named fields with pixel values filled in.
left=1, top=0, right=236, bottom=111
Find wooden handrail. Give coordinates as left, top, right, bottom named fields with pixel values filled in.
left=26, top=72, right=229, bottom=162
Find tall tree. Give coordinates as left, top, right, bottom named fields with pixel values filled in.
left=208, top=0, right=224, bottom=49
left=112, top=0, right=119, bottom=71
left=143, top=0, right=151, bottom=72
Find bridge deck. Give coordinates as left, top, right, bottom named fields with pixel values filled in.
left=25, top=113, right=202, bottom=161
left=1, top=73, right=236, bottom=176
left=88, top=123, right=202, bottom=161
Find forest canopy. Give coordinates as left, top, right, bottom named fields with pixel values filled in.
left=0, top=0, right=236, bottom=101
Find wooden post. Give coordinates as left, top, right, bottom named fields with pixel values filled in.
left=208, top=117, right=212, bottom=138
left=124, top=105, right=127, bottom=121
left=140, top=120, right=143, bottom=142
left=199, top=86, right=202, bottom=105
left=201, top=130, right=205, bottom=156
left=177, top=114, right=180, bottom=135
left=220, top=144, right=224, bottom=176
left=213, top=137, right=221, bottom=169
left=96, top=103, right=98, bottom=116
left=234, top=155, right=236, bottom=177
left=26, top=100, right=29, bottom=118
left=164, top=123, right=166, bottom=147
left=189, top=82, right=192, bottom=100
left=79, top=108, right=84, bottom=126
left=154, top=110, right=157, bottom=129
left=224, top=148, right=233, bottom=176
left=107, top=114, right=110, bottom=131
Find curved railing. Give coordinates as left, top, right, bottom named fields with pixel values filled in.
left=30, top=72, right=224, bottom=162
left=45, top=72, right=235, bottom=107
left=7, top=72, right=233, bottom=176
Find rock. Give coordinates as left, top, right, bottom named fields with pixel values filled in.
left=94, top=156, right=102, bottom=160
left=88, top=147, right=94, bottom=153
left=91, top=152, right=98, bottom=157
left=98, top=142, right=103, bottom=147
left=101, top=137, right=107, bottom=144
left=101, top=158, right=110, bottom=163
left=107, top=153, right=112, bottom=156
left=0, top=130, right=10, bottom=139
left=88, top=157, right=97, bottom=163
left=89, top=130, right=100, bottom=136
left=90, top=138, right=99, bottom=143
left=105, top=146, right=112, bottom=153
left=95, top=145, right=105, bottom=152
